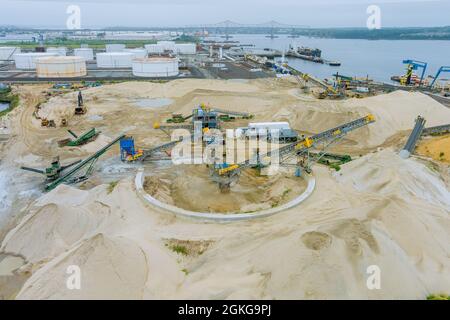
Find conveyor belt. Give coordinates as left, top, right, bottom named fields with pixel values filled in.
left=218, top=114, right=375, bottom=175
left=400, top=116, right=426, bottom=159
left=45, top=135, right=125, bottom=191
left=422, top=123, right=450, bottom=136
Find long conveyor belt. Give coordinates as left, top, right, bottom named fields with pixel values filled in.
left=400, top=116, right=426, bottom=159
left=217, top=114, right=376, bottom=175
left=45, top=134, right=125, bottom=191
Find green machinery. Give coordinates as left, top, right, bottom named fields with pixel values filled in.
left=44, top=134, right=125, bottom=191
left=309, top=152, right=352, bottom=171
left=166, top=113, right=193, bottom=123
left=21, top=157, right=82, bottom=181
left=164, top=105, right=253, bottom=125
left=22, top=135, right=124, bottom=191
left=58, top=128, right=100, bottom=147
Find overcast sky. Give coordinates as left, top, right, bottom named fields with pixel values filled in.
left=1, top=0, right=449, bottom=28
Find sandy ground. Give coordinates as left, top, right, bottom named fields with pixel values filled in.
left=0, top=78, right=449, bottom=299
left=417, top=135, right=450, bottom=163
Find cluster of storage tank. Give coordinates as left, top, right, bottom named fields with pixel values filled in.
left=2, top=40, right=195, bottom=78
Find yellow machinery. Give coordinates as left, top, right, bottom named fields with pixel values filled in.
left=212, top=114, right=376, bottom=191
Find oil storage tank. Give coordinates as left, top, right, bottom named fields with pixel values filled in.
left=145, top=44, right=165, bottom=54
left=124, top=48, right=148, bottom=59
left=35, top=56, right=87, bottom=78
left=175, top=43, right=196, bottom=55
left=132, top=57, right=179, bottom=77
left=106, top=44, right=125, bottom=52
left=96, top=52, right=133, bottom=68
left=0, top=47, right=21, bottom=60
left=74, top=48, right=94, bottom=61
left=156, top=41, right=176, bottom=52
left=14, top=52, right=58, bottom=69
left=46, top=47, right=67, bottom=56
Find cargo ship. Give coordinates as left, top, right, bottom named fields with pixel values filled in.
left=286, top=45, right=324, bottom=63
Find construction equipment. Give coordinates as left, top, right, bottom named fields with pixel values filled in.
left=58, top=128, right=100, bottom=147
left=286, top=65, right=342, bottom=99
left=120, top=136, right=181, bottom=162
left=400, top=116, right=426, bottom=159
left=160, top=104, right=253, bottom=129
left=212, top=114, right=376, bottom=192
left=422, top=123, right=450, bottom=136
left=309, top=152, right=352, bottom=171
left=166, top=113, right=193, bottom=123
left=429, top=66, right=450, bottom=88
left=400, top=59, right=427, bottom=86
left=75, top=91, right=86, bottom=115
left=21, top=156, right=81, bottom=181
left=41, top=119, right=56, bottom=128
left=44, top=135, right=125, bottom=191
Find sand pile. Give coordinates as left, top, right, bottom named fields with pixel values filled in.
left=279, top=90, right=450, bottom=149
left=0, top=148, right=448, bottom=299
left=1, top=79, right=449, bottom=299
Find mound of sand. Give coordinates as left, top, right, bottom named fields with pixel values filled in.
left=1, top=148, right=448, bottom=299
left=1, top=79, right=449, bottom=299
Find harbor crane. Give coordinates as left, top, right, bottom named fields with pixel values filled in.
left=401, top=59, right=427, bottom=86
left=429, top=66, right=450, bottom=88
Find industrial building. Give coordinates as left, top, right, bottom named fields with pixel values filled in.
left=96, top=52, right=134, bottom=68
left=35, top=56, right=87, bottom=78
left=132, top=57, right=179, bottom=77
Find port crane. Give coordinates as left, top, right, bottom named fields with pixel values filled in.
left=401, top=59, right=428, bottom=86
left=212, top=114, right=376, bottom=192
left=429, top=66, right=450, bottom=88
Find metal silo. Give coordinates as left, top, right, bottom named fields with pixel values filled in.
left=35, top=56, right=87, bottom=78
left=132, top=57, right=179, bottom=77
left=14, top=52, right=59, bottom=69
left=96, top=52, right=133, bottom=68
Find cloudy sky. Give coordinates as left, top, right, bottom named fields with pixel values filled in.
left=1, top=0, right=449, bottom=28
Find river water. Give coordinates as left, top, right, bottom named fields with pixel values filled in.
left=0, top=103, right=9, bottom=112
left=208, top=34, right=450, bottom=83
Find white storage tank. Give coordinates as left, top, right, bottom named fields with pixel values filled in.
left=132, top=57, right=179, bottom=77
left=35, top=56, right=87, bottom=78
left=46, top=47, right=67, bottom=56
left=145, top=44, right=165, bottom=54
left=175, top=43, right=196, bottom=55
left=156, top=41, right=176, bottom=52
left=106, top=44, right=125, bottom=52
left=0, top=47, right=21, bottom=60
left=124, top=48, right=148, bottom=59
left=96, top=52, right=133, bottom=68
left=74, top=48, right=94, bottom=61
left=14, top=52, right=59, bottom=69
